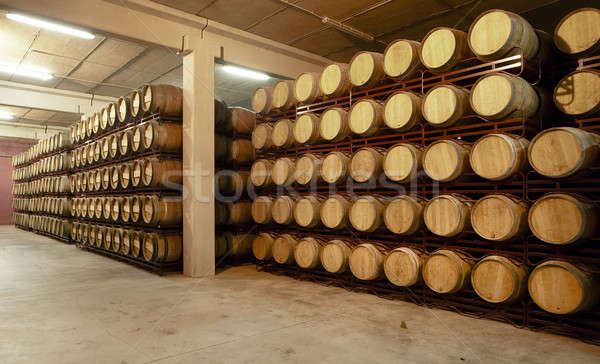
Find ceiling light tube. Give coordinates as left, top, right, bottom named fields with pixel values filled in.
left=0, top=64, right=53, bottom=80
left=222, top=65, right=270, bottom=81
left=0, top=111, right=14, bottom=120
left=6, top=13, right=95, bottom=39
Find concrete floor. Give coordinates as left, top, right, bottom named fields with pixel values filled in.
left=0, top=226, right=599, bottom=364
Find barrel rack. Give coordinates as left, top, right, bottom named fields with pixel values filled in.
left=248, top=51, right=600, bottom=344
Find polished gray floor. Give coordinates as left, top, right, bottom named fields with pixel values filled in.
left=0, top=226, right=598, bottom=364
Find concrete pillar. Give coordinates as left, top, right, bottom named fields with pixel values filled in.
left=182, top=41, right=216, bottom=277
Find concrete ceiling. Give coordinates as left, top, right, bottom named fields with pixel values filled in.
left=0, top=10, right=183, bottom=99
left=152, top=0, right=599, bottom=62
left=0, top=104, right=80, bottom=128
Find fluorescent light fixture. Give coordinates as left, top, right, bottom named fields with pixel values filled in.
left=6, top=13, right=95, bottom=39
left=222, top=65, right=269, bottom=81
left=0, top=111, right=14, bottom=120
left=0, top=64, right=53, bottom=80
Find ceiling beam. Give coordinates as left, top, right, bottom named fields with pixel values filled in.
left=0, top=80, right=116, bottom=116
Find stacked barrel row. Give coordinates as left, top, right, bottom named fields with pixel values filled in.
left=68, top=84, right=183, bottom=269
left=244, top=6, right=600, bottom=325
left=12, top=131, right=74, bottom=240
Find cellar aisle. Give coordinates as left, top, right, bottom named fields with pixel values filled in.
left=0, top=225, right=598, bottom=364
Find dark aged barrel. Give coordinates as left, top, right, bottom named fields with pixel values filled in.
left=420, top=27, right=473, bottom=73
left=528, top=193, right=598, bottom=245
left=553, top=8, right=600, bottom=57
left=383, top=39, right=422, bottom=80
left=471, top=194, right=529, bottom=241
left=349, top=51, right=385, bottom=89
left=468, top=9, right=540, bottom=60
left=470, top=73, right=539, bottom=120
left=554, top=70, right=600, bottom=117
left=294, top=72, right=323, bottom=104
left=528, top=127, right=600, bottom=178
left=528, top=260, right=599, bottom=315
left=321, top=239, right=352, bottom=274
left=320, top=63, right=351, bottom=98
left=470, top=133, right=529, bottom=181
left=140, top=84, right=183, bottom=117
left=142, top=121, right=182, bottom=152
left=383, top=91, right=422, bottom=131
left=117, top=96, right=132, bottom=124
left=423, top=250, right=472, bottom=294
left=230, top=107, right=256, bottom=134
left=424, top=195, right=472, bottom=238
left=471, top=255, right=527, bottom=304
left=231, top=139, right=255, bottom=164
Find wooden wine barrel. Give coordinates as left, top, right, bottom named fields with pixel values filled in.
left=88, top=225, right=97, bottom=247
left=271, top=157, right=295, bottom=186
left=140, top=84, right=182, bottom=117
left=272, top=80, right=296, bottom=110
left=230, top=107, right=256, bottom=134
left=383, top=39, right=422, bottom=80
left=231, top=139, right=255, bottom=164
left=271, top=119, right=295, bottom=148
left=230, top=234, right=256, bottom=258
left=228, top=202, right=252, bottom=225
left=109, top=134, right=119, bottom=159
left=142, top=233, right=182, bottom=263
left=214, top=99, right=231, bottom=133
left=87, top=116, right=94, bottom=138
left=528, top=127, right=600, bottom=178
left=252, top=232, right=275, bottom=260
left=142, top=196, right=182, bottom=225
left=141, top=158, right=182, bottom=188
left=117, top=96, right=132, bottom=124
left=420, top=27, right=473, bottom=73
left=294, top=72, right=323, bottom=104
left=215, top=202, right=231, bottom=225
left=470, top=73, right=539, bottom=120
left=272, top=195, right=296, bottom=225
left=321, top=151, right=350, bottom=185
left=119, top=163, right=132, bottom=189
left=349, top=51, right=385, bottom=89
left=384, top=247, right=425, bottom=287
left=471, top=255, right=527, bottom=304
left=231, top=170, right=249, bottom=195
left=383, top=195, right=425, bottom=235
left=111, top=197, right=122, bottom=222
left=252, top=87, right=273, bottom=114
left=424, top=195, right=472, bottom=237
left=214, top=134, right=232, bottom=165
left=321, top=239, right=352, bottom=274
left=319, top=107, right=349, bottom=142
left=349, top=243, right=385, bottom=280
left=101, top=167, right=110, bottom=191
left=471, top=194, right=529, bottom=241
left=251, top=123, right=273, bottom=151
left=528, top=193, right=598, bottom=245
left=295, top=154, right=322, bottom=185
left=554, top=8, right=600, bottom=57
left=293, top=195, right=323, bottom=228
left=119, top=130, right=132, bottom=156
left=130, top=89, right=145, bottom=120
left=106, top=102, right=118, bottom=129
left=120, top=229, right=132, bottom=255
left=70, top=222, right=79, bottom=241
left=350, top=147, right=384, bottom=183
left=422, top=84, right=471, bottom=127
left=320, top=194, right=350, bottom=230
left=251, top=196, right=273, bottom=224
left=349, top=99, right=384, bottom=137
left=293, top=113, right=321, bottom=145
left=349, top=195, right=386, bottom=232
left=553, top=70, right=600, bottom=117
left=110, top=165, right=120, bottom=190
left=95, top=197, right=104, bottom=219
left=468, top=10, right=539, bottom=60
left=272, top=234, right=298, bottom=265
left=250, top=159, right=273, bottom=188
left=423, top=250, right=472, bottom=294
left=470, top=133, right=529, bottom=181
left=215, top=233, right=231, bottom=258
left=101, top=137, right=109, bottom=161
left=320, top=63, right=351, bottom=98
left=93, top=141, right=101, bottom=163
left=92, top=112, right=101, bottom=134
left=131, top=160, right=143, bottom=188
left=294, top=237, right=323, bottom=269
left=99, top=107, right=109, bottom=131
left=383, top=91, right=422, bottom=131
left=142, top=121, right=182, bottom=152
left=383, top=143, right=422, bottom=183
left=121, top=197, right=131, bottom=223
left=423, top=139, right=471, bottom=182
left=96, top=226, right=107, bottom=249
left=130, top=196, right=142, bottom=224
left=532, top=260, right=600, bottom=316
